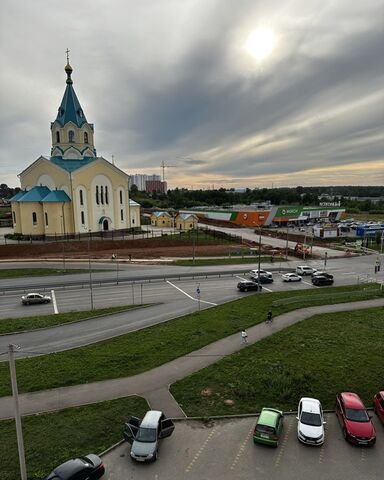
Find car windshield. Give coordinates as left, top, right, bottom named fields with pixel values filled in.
left=345, top=408, right=369, bottom=422
left=256, top=424, right=275, bottom=434
left=136, top=427, right=157, bottom=442
left=300, top=412, right=322, bottom=427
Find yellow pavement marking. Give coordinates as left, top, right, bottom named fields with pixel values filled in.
left=185, top=428, right=217, bottom=473
left=361, top=448, right=366, bottom=462
left=230, top=424, right=254, bottom=470
left=274, top=418, right=293, bottom=467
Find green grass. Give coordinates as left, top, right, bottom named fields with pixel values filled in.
left=174, top=256, right=287, bottom=266
left=1, top=396, right=148, bottom=480
left=0, top=284, right=381, bottom=398
left=171, top=307, right=384, bottom=416
left=0, top=268, right=90, bottom=279
left=0, top=305, right=145, bottom=335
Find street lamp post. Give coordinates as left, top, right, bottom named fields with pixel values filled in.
left=88, top=231, right=94, bottom=310
left=257, top=226, right=262, bottom=288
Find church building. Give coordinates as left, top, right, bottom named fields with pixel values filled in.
left=11, top=59, right=140, bottom=236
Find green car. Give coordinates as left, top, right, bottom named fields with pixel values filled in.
left=253, top=408, right=284, bottom=447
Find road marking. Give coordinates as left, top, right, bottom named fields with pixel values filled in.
left=185, top=428, right=217, bottom=473
left=341, top=272, right=356, bottom=275
left=166, top=281, right=218, bottom=306
left=301, top=280, right=317, bottom=287
left=274, top=418, right=293, bottom=467
left=51, top=289, right=58, bottom=314
left=230, top=424, right=254, bottom=470
left=361, top=448, right=366, bottom=462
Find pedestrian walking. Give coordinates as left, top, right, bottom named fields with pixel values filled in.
left=266, top=310, right=273, bottom=324
left=241, top=329, right=248, bottom=345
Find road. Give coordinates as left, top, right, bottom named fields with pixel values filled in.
left=0, top=256, right=382, bottom=359
left=102, top=415, right=383, bottom=480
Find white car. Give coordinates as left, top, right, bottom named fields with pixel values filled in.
left=282, top=273, right=302, bottom=282
left=21, top=292, right=51, bottom=305
left=249, top=269, right=273, bottom=279
left=296, top=397, right=325, bottom=445
left=296, top=266, right=317, bottom=276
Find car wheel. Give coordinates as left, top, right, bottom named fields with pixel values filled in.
left=152, top=450, right=158, bottom=462
left=343, top=428, right=348, bottom=440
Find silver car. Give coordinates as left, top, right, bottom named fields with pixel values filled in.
left=21, top=292, right=51, bottom=305
left=124, top=410, right=175, bottom=462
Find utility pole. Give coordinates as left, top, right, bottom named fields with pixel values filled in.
left=8, top=344, right=27, bottom=480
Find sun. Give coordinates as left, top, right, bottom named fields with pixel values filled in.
left=245, top=27, right=276, bottom=61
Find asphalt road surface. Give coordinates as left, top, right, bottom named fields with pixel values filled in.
left=102, top=415, right=383, bottom=480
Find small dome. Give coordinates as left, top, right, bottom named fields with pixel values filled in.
left=65, top=63, right=73, bottom=74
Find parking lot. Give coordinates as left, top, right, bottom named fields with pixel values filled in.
left=103, top=414, right=383, bottom=479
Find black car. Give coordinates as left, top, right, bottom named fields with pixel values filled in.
left=312, top=275, right=334, bottom=286
left=44, top=454, right=105, bottom=480
left=237, top=280, right=263, bottom=292
left=312, top=271, right=333, bottom=280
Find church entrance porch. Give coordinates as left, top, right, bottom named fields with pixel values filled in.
left=99, top=216, right=112, bottom=231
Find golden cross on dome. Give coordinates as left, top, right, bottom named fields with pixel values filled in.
left=66, top=48, right=70, bottom=64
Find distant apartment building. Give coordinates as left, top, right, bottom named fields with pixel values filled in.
left=129, top=174, right=161, bottom=191
left=146, top=180, right=167, bottom=194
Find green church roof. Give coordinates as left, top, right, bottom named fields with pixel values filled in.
left=54, top=64, right=88, bottom=128
left=43, top=190, right=71, bottom=202
left=17, top=186, right=51, bottom=202
left=49, top=156, right=97, bottom=172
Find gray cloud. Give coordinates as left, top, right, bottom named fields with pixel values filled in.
left=0, top=0, right=383, bottom=187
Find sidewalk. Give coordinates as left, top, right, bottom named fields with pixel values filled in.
left=1, top=298, right=383, bottom=419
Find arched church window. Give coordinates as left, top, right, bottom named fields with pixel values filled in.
left=96, top=186, right=99, bottom=205
left=56, top=131, right=60, bottom=143
left=68, top=130, right=75, bottom=143
left=32, top=212, right=37, bottom=225
left=119, top=190, right=123, bottom=204
left=105, top=186, right=109, bottom=205
left=79, top=190, right=84, bottom=206
left=100, top=186, right=104, bottom=205
left=84, top=132, right=89, bottom=144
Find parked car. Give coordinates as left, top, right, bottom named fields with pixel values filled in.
left=124, top=410, right=175, bottom=462
left=282, top=273, right=302, bottom=282
left=296, top=398, right=325, bottom=446
left=312, top=271, right=333, bottom=279
left=253, top=408, right=283, bottom=447
left=43, top=454, right=104, bottom=480
left=335, top=392, right=376, bottom=445
left=296, top=266, right=317, bottom=276
left=373, top=391, right=384, bottom=425
left=21, top=292, right=51, bottom=305
left=237, top=280, right=262, bottom=292
left=312, top=275, right=334, bottom=286
left=250, top=269, right=273, bottom=279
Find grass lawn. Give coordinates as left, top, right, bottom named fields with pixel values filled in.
left=0, top=268, right=92, bottom=279
left=173, top=256, right=286, bottom=266
left=0, top=284, right=381, bottom=397
left=1, top=396, right=148, bottom=480
left=0, top=305, right=146, bottom=335
left=170, top=307, right=384, bottom=416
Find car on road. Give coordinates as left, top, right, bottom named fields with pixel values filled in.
left=312, top=275, right=334, bottom=286
left=312, top=271, right=334, bottom=279
left=335, top=392, right=376, bottom=446
left=374, top=391, right=384, bottom=425
left=124, top=410, right=175, bottom=462
left=237, top=280, right=262, bottom=292
left=43, top=454, right=104, bottom=480
left=21, top=292, right=51, bottom=305
left=296, top=265, right=317, bottom=276
left=250, top=269, right=273, bottom=280
left=253, top=408, right=284, bottom=447
left=296, top=397, right=325, bottom=446
left=282, top=273, right=302, bottom=282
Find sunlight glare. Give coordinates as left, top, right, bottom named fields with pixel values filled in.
left=245, top=27, right=276, bottom=61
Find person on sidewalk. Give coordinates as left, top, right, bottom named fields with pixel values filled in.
left=241, top=329, right=248, bottom=345
left=266, top=310, right=273, bottom=324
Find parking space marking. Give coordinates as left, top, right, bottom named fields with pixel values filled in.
left=185, top=427, right=217, bottom=473
left=274, top=417, right=293, bottom=467
left=361, top=448, right=366, bottom=462
left=230, top=424, right=254, bottom=470
left=342, top=272, right=356, bottom=275
left=51, top=289, right=58, bottom=314
left=166, top=280, right=218, bottom=306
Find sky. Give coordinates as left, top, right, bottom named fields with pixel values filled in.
left=1, top=0, right=383, bottom=189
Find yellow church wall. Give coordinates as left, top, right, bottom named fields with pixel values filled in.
left=19, top=203, right=45, bottom=235
left=43, top=203, right=74, bottom=236
left=11, top=203, right=22, bottom=234
left=21, top=160, right=70, bottom=194
left=51, top=121, right=95, bottom=154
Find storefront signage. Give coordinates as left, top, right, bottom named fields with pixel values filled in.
left=319, top=202, right=341, bottom=207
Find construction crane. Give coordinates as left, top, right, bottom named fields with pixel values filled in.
left=160, top=160, right=176, bottom=182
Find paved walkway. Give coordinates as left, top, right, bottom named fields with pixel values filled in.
left=1, top=298, right=383, bottom=420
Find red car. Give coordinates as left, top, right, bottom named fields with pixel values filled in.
left=335, top=392, right=376, bottom=446
left=374, top=391, right=384, bottom=424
